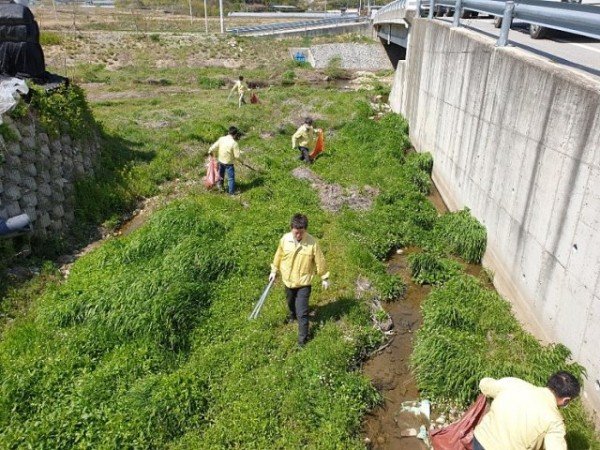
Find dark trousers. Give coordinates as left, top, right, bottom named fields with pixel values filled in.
left=298, top=146, right=311, bottom=163
left=217, top=163, right=235, bottom=194
left=472, top=436, right=485, bottom=450
left=285, top=285, right=311, bottom=345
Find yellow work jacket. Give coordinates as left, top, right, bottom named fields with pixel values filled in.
left=231, top=80, right=247, bottom=95
left=208, top=135, right=240, bottom=165
left=474, top=377, right=567, bottom=450
left=270, top=232, right=329, bottom=289
left=292, top=124, right=315, bottom=149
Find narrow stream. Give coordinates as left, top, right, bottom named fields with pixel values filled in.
left=362, top=184, right=449, bottom=449
left=362, top=250, right=431, bottom=450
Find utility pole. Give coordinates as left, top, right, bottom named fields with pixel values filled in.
left=219, top=0, right=224, bottom=33
left=204, top=0, right=208, bottom=33
left=188, top=0, right=193, bottom=24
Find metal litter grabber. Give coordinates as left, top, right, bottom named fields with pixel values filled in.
left=249, top=278, right=275, bottom=320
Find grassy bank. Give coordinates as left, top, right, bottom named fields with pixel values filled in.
left=0, top=95, right=431, bottom=447
left=1, top=23, right=598, bottom=447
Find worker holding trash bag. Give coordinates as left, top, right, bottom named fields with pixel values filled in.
left=269, top=213, right=329, bottom=347
left=472, top=371, right=580, bottom=450
left=208, top=126, right=242, bottom=195
left=292, top=117, right=317, bottom=164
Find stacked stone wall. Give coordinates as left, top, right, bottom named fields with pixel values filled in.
left=0, top=112, right=99, bottom=235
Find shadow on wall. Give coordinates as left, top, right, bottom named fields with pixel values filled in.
left=74, top=131, right=156, bottom=228
left=379, top=39, right=407, bottom=69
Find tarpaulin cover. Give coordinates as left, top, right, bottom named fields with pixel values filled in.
left=203, top=156, right=221, bottom=189
left=0, top=75, right=28, bottom=121
left=0, top=213, right=31, bottom=236
left=0, top=21, right=39, bottom=42
left=0, top=41, right=44, bottom=77
left=309, top=129, right=324, bottom=160
left=0, top=3, right=34, bottom=25
left=431, top=395, right=488, bottom=450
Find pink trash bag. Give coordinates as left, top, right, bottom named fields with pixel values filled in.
left=203, top=156, right=221, bottom=189
left=431, top=394, right=488, bottom=450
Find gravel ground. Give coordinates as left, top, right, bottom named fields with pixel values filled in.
left=292, top=166, right=379, bottom=212
left=310, top=43, right=392, bottom=71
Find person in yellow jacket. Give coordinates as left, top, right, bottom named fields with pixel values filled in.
left=292, top=117, right=316, bottom=164
left=269, top=213, right=329, bottom=346
left=208, top=126, right=242, bottom=195
left=472, top=372, right=580, bottom=450
left=228, top=75, right=248, bottom=108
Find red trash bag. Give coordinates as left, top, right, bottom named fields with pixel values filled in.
left=203, top=156, right=221, bottom=189
left=309, top=129, right=324, bottom=160
left=431, top=395, right=488, bottom=450
left=250, top=92, right=259, bottom=104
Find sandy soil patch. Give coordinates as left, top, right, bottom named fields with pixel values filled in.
left=292, top=166, right=378, bottom=212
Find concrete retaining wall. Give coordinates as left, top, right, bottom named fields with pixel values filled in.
left=0, top=112, right=99, bottom=236
left=391, top=18, right=600, bottom=413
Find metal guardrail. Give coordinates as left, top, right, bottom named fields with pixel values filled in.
left=228, top=12, right=358, bottom=18
left=227, top=15, right=367, bottom=35
left=373, top=0, right=600, bottom=44
left=374, top=0, right=419, bottom=19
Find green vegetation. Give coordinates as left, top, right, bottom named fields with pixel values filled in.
left=197, top=75, right=226, bottom=89
left=0, top=85, right=431, bottom=447
left=73, top=63, right=110, bottom=83
left=434, top=208, right=487, bottom=263
left=1, top=24, right=597, bottom=449
left=39, top=31, right=62, bottom=46
left=281, top=69, right=296, bottom=86
left=29, top=84, right=96, bottom=139
left=412, top=274, right=599, bottom=448
left=324, top=56, right=349, bottom=80
left=408, top=251, right=462, bottom=285
left=0, top=123, right=18, bottom=142
left=0, top=79, right=481, bottom=446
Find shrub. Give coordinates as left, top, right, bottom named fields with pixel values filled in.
left=29, top=84, right=96, bottom=139
left=408, top=251, right=462, bottom=285
left=0, top=123, right=18, bottom=142
left=434, top=208, right=487, bottom=263
left=197, top=76, right=225, bottom=89
left=324, top=56, right=348, bottom=80
left=39, top=31, right=62, bottom=46
left=281, top=69, right=295, bottom=86
left=412, top=275, right=585, bottom=406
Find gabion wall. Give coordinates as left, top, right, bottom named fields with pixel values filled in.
left=0, top=113, right=99, bottom=235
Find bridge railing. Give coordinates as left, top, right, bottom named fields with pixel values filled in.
left=227, top=15, right=367, bottom=35
left=373, top=0, right=600, bottom=44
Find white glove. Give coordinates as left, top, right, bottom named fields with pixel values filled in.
left=269, top=272, right=276, bottom=283
left=322, top=279, right=330, bottom=290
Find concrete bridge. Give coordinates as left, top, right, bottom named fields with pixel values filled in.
left=374, top=4, right=600, bottom=418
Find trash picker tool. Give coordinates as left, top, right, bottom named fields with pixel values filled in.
left=249, top=278, right=275, bottom=320
left=241, top=161, right=261, bottom=172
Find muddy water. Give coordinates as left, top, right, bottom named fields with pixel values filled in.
left=362, top=251, right=432, bottom=450
left=362, top=182, right=449, bottom=449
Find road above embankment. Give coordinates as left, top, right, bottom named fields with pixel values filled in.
left=437, top=17, right=600, bottom=81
